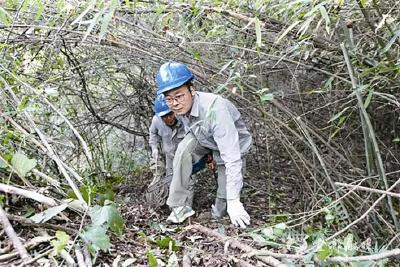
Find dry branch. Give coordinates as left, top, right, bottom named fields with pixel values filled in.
left=7, top=214, right=77, bottom=235
left=325, top=248, right=400, bottom=263
left=186, top=224, right=287, bottom=267
left=0, top=183, right=57, bottom=206
left=336, top=182, right=400, bottom=198
left=0, top=206, right=30, bottom=261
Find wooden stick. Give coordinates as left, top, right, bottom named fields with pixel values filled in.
left=336, top=182, right=400, bottom=198
left=0, top=206, right=30, bottom=261
left=7, top=214, right=77, bottom=235
left=325, top=248, right=400, bottom=263
left=186, top=224, right=286, bottom=267
left=0, top=183, right=57, bottom=206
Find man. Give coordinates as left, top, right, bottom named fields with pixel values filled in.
left=149, top=93, right=183, bottom=177
left=156, top=62, right=252, bottom=228
left=147, top=94, right=208, bottom=206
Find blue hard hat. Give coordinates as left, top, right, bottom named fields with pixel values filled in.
left=156, top=62, right=194, bottom=94
left=154, top=94, right=170, bottom=117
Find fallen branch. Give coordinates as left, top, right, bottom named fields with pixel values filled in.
left=7, top=214, right=77, bottom=235
left=0, top=235, right=53, bottom=262
left=0, top=206, right=31, bottom=261
left=325, top=248, right=400, bottom=263
left=186, top=224, right=286, bottom=267
left=336, top=182, right=400, bottom=198
left=0, top=183, right=57, bottom=207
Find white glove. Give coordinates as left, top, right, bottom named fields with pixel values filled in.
left=151, top=148, right=159, bottom=161
left=227, top=198, right=250, bottom=228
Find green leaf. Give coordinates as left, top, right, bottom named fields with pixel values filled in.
left=0, top=7, right=12, bottom=25
left=35, top=0, right=44, bottom=20
left=261, top=227, right=275, bottom=240
left=11, top=153, right=37, bottom=177
left=30, top=204, right=68, bottom=223
left=364, top=89, right=374, bottom=109
left=328, top=107, right=350, bottom=123
left=260, top=93, right=274, bottom=102
left=99, top=0, right=118, bottom=40
left=343, top=234, right=355, bottom=255
left=147, top=250, right=158, bottom=267
left=316, top=243, right=331, bottom=261
left=255, top=18, right=262, bottom=48
left=276, top=20, right=300, bottom=44
left=82, top=225, right=111, bottom=252
left=89, top=203, right=124, bottom=236
left=51, top=231, right=70, bottom=255
left=72, top=0, right=96, bottom=25
left=154, top=236, right=181, bottom=251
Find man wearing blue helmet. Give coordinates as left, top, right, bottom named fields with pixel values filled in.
left=156, top=62, right=252, bottom=229
left=149, top=93, right=182, bottom=177
left=147, top=94, right=208, bottom=206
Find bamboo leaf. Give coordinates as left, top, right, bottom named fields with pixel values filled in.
left=0, top=7, right=12, bottom=25
left=99, top=0, right=118, bottom=41
left=383, top=30, right=400, bottom=53
left=276, top=20, right=300, bottom=44
left=364, top=89, right=374, bottom=109
left=318, top=5, right=330, bottom=34
left=83, top=9, right=105, bottom=42
left=255, top=18, right=262, bottom=48
left=71, top=0, right=96, bottom=25
left=35, top=0, right=44, bottom=20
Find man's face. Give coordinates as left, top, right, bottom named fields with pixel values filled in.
left=164, top=85, right=193, bottom=116
left=161, top=112, right=176, bottom=127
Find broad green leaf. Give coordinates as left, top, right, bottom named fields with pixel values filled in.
left=99, top=0, right=118, bottom=40
left=316, top=243, right=331, bottom=261
left=51, top=231, right=70, bottom=255
left=30, top=204, right=68, bottom=223
left=260, top=93, right=274, bottom=102
left=82, top=225, right=111, bottom=252
left=255, top=18, right=262, bottom=48
left=147, top=250, right=158, bottom=267
left=11, top=153, right=37, bottom=177
left=261, top=227, right=275, bottom=240
left=89, top=203, right=124, bottom=235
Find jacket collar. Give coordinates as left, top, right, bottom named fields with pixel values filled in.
left=189, top=92, right=199, bottom=118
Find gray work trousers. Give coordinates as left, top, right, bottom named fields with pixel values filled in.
left=166, top=132, right=230, bottom=207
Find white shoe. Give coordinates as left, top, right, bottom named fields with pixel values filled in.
left=166, top=206, right=195, bottom=224
left=211, top=198, right=227, bottom=220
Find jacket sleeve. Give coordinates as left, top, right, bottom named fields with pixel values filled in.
left=210, top=99, right=243, bottom=200
left=149, top=116, right=161, bottom=151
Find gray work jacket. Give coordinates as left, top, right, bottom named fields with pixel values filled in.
left=149, top=116, right=184, bottom=174
left=178, top=91, right=252, bottom=199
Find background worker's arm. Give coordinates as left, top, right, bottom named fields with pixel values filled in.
left=149, top=116, right=161, bottom=160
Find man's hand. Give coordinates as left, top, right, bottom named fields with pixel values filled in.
left=151, top=148, right=159, bottom=161
left=227, top=199, right=250, bottom=228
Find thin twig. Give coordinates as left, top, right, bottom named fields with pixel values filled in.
left=325, top=248, right=400, bottom=263
left=336, top=182, right=400, bottom=198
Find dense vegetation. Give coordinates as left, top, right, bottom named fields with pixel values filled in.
left=0, top=0, right=399, bottom=266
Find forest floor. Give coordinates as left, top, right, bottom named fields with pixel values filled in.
left=100, top=161, right=302, bottom=267
left=3, top=161, right=302, bottom=266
